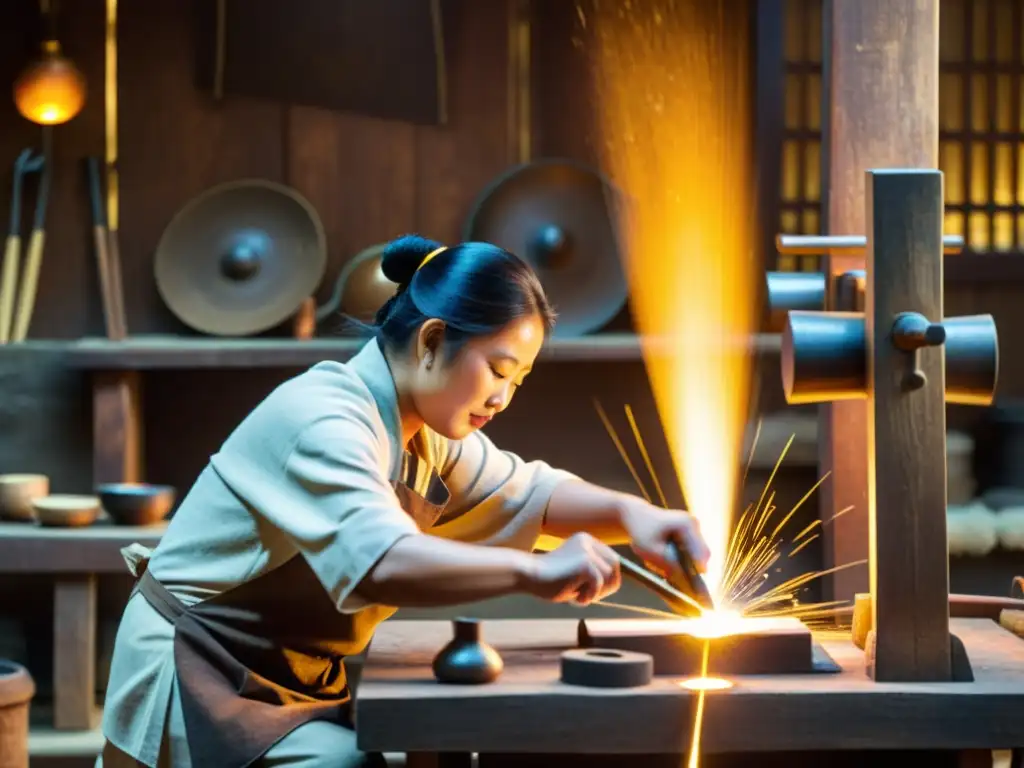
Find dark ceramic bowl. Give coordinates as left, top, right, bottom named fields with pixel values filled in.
left=96, top=483, right=176, bottom=527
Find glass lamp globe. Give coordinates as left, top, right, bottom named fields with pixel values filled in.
left=13, top=40, right=87, bottom=126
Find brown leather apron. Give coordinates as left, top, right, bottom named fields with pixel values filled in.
left=117, top=462, right=449, bottom=768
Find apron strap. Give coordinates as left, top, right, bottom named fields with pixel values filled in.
left=135, top=569, right=188, bottom=625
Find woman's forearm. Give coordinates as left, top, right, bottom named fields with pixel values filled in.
left=542, top=479, right=633, bottom=545
left=356, top=534, right=536, bottom=607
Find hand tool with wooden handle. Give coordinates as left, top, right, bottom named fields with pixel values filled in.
left=666, top=536, right=716, bottom=611
left=616, top=553, right=704, bottom=617
left=0, top=149, right=44, bottom=344
left=86, top=156, right=125, bottom=339
left=11, top=129, right=53, bottom=343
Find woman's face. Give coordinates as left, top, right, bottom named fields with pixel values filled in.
left=412, top=314, right=546, bottom=440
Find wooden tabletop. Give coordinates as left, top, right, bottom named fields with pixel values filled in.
left=355, top=618, right=1024, bottom=755
left=0, top=521, right=165, bottom=573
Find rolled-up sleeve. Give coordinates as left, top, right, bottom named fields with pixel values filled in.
left=279, top=413, right=420, bottom=613
left=433, top=430, right=577, bottom=551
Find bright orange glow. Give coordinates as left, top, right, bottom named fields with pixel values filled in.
left=590, top=613, right=801, bottom=639
left=13, top=41, right=87, bottom=126
left=582, top=0, right=758, bottom=601
left=679, top=676, right=733, bottom=691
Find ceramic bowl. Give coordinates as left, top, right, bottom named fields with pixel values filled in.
left=97, top=483, right=176, bottom=526
left=0, top=474, right=50, bottom=522
left=32, top=495, right=101, bottom=527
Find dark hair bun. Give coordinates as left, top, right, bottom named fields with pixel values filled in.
left=381, top=234, right=444, bottom=286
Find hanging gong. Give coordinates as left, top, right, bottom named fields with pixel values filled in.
left=154, top=179, right=327, bottom=337
left=463, top=159, right=627, bottom=338
left=316, top=242, right=399, bottom=326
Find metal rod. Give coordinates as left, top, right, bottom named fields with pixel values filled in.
left=776, top=233, right=964, bottom=255
left=615, top=554, right=703, bottom=616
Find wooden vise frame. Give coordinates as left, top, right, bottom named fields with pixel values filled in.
left=766, top=169, right=1000, bottom=682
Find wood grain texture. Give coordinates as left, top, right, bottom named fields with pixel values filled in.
left=356, top=619, right=1024, bottom=755
left=415, top=0, right=509, bottom=242
left=866, top=169, right=950, bottom=682
left=118, top=0, right=288, bottom=337
left=821, top=0, right=940, bottom=602
left=91, top=371, right=142, bottom=485
left=52, top=575, right=96, bottom=730
left=0, top=523, right=165, bottom=573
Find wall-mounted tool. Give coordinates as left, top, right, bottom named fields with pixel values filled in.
left=86, top=156, right=127, bottom=339
left=464, top=159, right=628, bottom=338
left=0, top=147, right=47, bottom=344
left=9, top=130, right=53, bottom=343
left=153, top=179, right=327, bottom=337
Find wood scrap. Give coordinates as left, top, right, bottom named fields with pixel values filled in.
left=999, top=609, right=1024, bottom=639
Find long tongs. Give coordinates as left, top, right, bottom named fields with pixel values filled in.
left=0, top=145, right=50, bottom=344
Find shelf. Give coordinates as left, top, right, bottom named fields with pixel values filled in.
left=63, top=333, right=783, bottom=371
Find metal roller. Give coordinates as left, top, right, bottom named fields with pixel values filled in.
left=776, top=233, right=965, bottom=255
left=781, top=311, right=999, bottom=406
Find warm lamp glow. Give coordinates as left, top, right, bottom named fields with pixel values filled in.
left=13, top=40, right=86, bottom=125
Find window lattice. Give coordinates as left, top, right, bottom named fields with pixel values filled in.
left=777, top=0, right=1024, bottom=268
left=779, top=0, right=823, bottom=273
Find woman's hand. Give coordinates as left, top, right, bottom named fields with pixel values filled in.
left=620, top=499, right=711, bottom=579
left=523, top=532, right=622, bottom=606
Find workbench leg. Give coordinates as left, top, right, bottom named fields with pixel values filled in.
left=93, top=370, right=143, bottom=485
left=53, top=574, right=98, bottom=730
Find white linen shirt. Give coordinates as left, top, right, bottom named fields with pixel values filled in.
left=100, top=338, right=576, bottom=767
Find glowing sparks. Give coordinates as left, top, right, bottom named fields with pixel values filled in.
left=680, top=676, right=733, bottom=692
left=582, top=0, right=758, bottom=600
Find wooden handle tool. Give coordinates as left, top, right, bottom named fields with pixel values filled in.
left=0, top=149, right=43, bottom=343
left=616, top=554, right=704, bottom=617
left=11, top=129, right=53, bottom=343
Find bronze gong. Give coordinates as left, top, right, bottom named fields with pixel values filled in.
left=463, top=159, right=627, bottom=338
left=154, top=179, right=327, bottom=336
left=316, top=242, right=399, bottom=326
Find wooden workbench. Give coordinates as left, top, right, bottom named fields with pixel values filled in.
left=355, top=618, right=1024, bottom=762
left=0, top=522, right=165, bottom=730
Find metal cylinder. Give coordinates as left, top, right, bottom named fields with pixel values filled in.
left=835, top=270, right=865, bottom=312
left=781, top=311, right=1000, bottom=406
left=764, top=272, right=827, bottom=332
left=781, top=311, right=866, bottom=404
left=944, top=314, right=999, bottom=406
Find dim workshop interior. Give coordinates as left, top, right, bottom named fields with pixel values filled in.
left=1, top=0, right=1024, bottom=766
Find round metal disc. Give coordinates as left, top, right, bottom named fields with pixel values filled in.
left=463, top=159, right=627, bottom=338
left=154, top=179, right=327, bottom=336
left=336, top=243, right=399, bottom=323
left=560, top=648, right=654, bottom=688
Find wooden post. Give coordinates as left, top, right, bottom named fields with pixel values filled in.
left=92, top=370, right=143, bottom=484
left=865, top=169, right=951, bottom=682
left=821, top=0, right=940, bottom=602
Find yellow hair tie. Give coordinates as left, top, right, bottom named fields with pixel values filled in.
left=417, top=246, right=446, bottom=271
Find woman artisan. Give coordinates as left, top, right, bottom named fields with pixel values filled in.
left=97, top=235, right=710, bottom=768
